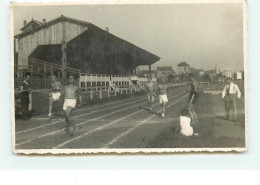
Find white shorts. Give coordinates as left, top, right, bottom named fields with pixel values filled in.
left=159, top=94, right=168, bottom=104
left=63, top=99, right=77, bottom=110
left=51, top=92, right=61, bottom=101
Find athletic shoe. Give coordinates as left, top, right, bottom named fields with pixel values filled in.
left=48, top=113, right=52, bottom=117
left=161, top=113, right=165, bottom=118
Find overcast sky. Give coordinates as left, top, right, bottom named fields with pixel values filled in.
left=12, top=3, right=244, bottom=72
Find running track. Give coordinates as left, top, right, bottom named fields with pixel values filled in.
left=14, top=86, right=188, bottom=150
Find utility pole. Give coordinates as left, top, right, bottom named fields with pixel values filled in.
left=61, top=15, right=67, bottom=84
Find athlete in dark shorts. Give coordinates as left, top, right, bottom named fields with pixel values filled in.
left=187, top=75, right=199, bottom=124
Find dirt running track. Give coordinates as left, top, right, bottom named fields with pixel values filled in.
left=14, top=85, right=246, bottom=151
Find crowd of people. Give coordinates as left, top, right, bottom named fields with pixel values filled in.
left=16, top=73, right=242, bottom=137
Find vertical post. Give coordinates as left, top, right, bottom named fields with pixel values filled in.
left=29, top=92, right=32, bottom=111
left=100, top=88, right=102, bottom=99
left=149, top=64, right=151, bottom=78
left=61, top=15, right=67, bottom=84
left=50, top=63, right=53, bottom=76
left=107, top=87, right=110, bottom=98
left=44, top=62, right=46, bottom=88
left=90, top=89, right=93, bottom=100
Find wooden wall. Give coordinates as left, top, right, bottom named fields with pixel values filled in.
left=17, top=21, right=87, bottom=66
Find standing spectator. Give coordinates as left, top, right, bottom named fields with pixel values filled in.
left=48, top=75, right=62, bottom=117
left=20, top=75, right=31, bottom=120
left=187, top=74, right=199, bottom=124
left=222, top=77, right=241, bottom=122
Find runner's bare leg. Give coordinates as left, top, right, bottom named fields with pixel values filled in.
left=64, top=106, right=75, bottom=136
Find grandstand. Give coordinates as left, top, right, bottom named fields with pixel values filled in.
left=14, top=15, right=160, bottom=91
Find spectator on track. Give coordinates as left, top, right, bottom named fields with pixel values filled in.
left=222, top=77, right=241, bottom=122
left=48, top=75, right=62, bottom=117
left=63, top=75, right=82, bottom=136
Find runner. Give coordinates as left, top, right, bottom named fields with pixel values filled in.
left=48, top=75, right=62, bottom=117
left=63, top=75, right=82, bottom=136
left=145, top=77, right=156, bottom=110
left=157, top=78, right=169, bottom=118
left=187, top=74, right=199, bottom=124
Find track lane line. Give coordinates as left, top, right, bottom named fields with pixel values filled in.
left=15, top=89, right=183, bottom=147
left=103, top=94, right=188, bottom=148
left=16, top=93, right=149, bottom=135
left=16, top=87, right=182, bottom=135
left=53, top=91, right=185, bottom=149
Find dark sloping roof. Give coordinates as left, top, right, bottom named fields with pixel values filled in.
left=29, top=44, right=62, bottom=65
left=177, top=62, right=190, bottom=66
left=67, top=24, right=160, bottom=67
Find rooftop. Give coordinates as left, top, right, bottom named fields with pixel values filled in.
left=177, top=62, right=190, bottom=67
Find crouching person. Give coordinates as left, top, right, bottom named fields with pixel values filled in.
left=178, top=109, right=199, bottom=136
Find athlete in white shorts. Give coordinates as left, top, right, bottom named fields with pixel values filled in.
left=63, top=76, right=82, bottom=136
left=48, top=75, right=62, bottom=117
left=157, top=78, right=169, bottom=118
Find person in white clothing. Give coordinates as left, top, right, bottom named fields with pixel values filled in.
left=157, top=78, right=169, bottom=118
left=179, top=109, right=193, bottom=136
left=222, top=77, right=241, bottom=122
left=48, top=75, right=62, bottom=117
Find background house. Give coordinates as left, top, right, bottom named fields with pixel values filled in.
left=177, top=62, right=190, bottom=74
left=156, top=66, right=175, bottom=81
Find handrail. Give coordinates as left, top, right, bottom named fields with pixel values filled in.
left=29, top=58, right=81, bottom=73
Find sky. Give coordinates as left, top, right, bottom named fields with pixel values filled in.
left=12, top=3, right=245, bottom=72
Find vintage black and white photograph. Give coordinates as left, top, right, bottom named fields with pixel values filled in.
left=11, top=0, right=247, bottom=154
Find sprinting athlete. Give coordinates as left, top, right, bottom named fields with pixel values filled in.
left=146, top=77, right=156, bottom=110
left=157, top=78, right=169, bottom=118
left=187, top=74, right=199, bottom=124
left=48, top=75, right=62, bottom=117
left=63, top=75, right=82, bottom=136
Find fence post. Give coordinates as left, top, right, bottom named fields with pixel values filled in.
left=90, top=88, right=93, bottom=100
left=29, top=92, right=32, bottom=111
left=50, top=64, right=53, bottom=75
left=107, top=87, right=110, bottom=98
left=99, top=88, right=102, bottom=99
left=44, top=62, right=47, bottom=88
